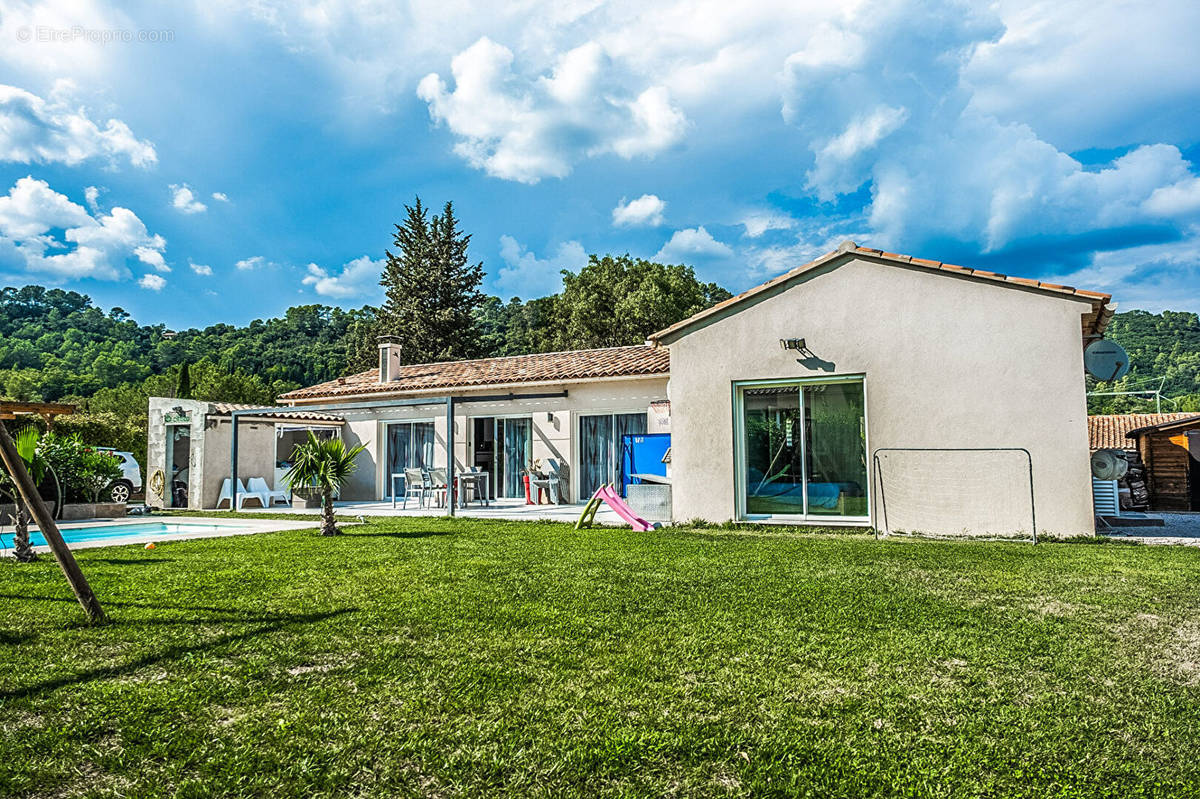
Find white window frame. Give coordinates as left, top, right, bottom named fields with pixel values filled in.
left=379, top=417, right=437, bottom=499
left=573, top=409, right=649, bottom=502
left=732, top=374, right=871, bottom=526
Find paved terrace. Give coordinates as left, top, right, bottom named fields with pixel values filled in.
left=239, top=497, right=625, bottom=526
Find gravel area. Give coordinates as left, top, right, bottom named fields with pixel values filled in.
left=1102, top=512, right=1200, bottom=546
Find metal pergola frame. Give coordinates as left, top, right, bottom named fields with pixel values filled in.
left=228, top=390, right=568, bottom=516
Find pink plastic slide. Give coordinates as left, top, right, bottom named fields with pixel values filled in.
left=595, top=485, right=657, bottom=532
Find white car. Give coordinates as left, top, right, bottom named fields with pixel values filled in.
left=93, top=448, right=143, bottom=504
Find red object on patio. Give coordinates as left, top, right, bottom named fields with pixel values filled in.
left=523, top=474, right=533, bottom=504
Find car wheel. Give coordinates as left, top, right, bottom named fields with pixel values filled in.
left=110, top=481, right=132, bottom=504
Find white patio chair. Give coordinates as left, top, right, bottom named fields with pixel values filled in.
left=216, top=478, right=267, bottom=509
left=529, top=459, right=563, bottom=505
left=248, top=477, right=289, bottom=507
left=402, top=468, right=426, bottom=509
left=428, top=468, right=449, bottom=508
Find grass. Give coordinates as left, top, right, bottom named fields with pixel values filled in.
left=2, top=517, right=1200, bottom=798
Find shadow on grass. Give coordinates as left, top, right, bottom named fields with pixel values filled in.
left=0, top=592, right=335, bottom=620
left=90, top=557, right=177, bottom=566
left=341, top=529, right=455, bottom=539
left=0, top=607, right=357, bottom=701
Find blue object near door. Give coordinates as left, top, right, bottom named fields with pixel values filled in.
left=621, top=433, right=671, bottom=496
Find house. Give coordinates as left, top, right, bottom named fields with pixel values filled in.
left=648, top=241, right=1110, bottom=537
left=152, top=241, right=1113, bottom=537
left=1089, top=413, right=1200, bottom=511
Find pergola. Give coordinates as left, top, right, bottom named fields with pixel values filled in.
left=0, top=401, right=76, bottom=424
left=227, top=390, right=569, bottom=516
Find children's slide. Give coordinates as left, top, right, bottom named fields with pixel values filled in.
left=575, top=484, right=658, bottom=532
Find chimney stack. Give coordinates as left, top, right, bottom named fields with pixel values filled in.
left=378, top=336, right=402, bottom=382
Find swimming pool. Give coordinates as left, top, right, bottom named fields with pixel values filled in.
left=0, top=518, right=313, bottom=552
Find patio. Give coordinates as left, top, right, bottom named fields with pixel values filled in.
left=239, top=496, right=623, bottom=525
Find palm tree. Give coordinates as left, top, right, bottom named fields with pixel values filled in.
left=0, top=426, right=48, bottom=562
left=283, top=432, right=367, bottom=536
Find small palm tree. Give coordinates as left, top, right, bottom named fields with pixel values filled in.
left=0, top=426, right=48, bottom=562
left=283, top=432, right=367, bottom=536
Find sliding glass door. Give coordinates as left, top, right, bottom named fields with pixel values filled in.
left=579, top=412, right=647, bottom=499
left=496, top=417, right=532, bottom=498
left=385, top=420, right=435, bottom=498
left=738, top=378, right=868, bottom=521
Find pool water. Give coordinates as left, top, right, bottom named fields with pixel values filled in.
left=2, top=521, right=232, bottom=549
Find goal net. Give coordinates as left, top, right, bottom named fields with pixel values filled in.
left=872, top=448, right=1036, bottom=541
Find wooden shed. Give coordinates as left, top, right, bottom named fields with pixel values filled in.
left=1088, top=413, right=1200, bottom=512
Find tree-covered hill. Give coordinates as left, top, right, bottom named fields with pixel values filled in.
left=1088, top=309, right=1200, bottom=413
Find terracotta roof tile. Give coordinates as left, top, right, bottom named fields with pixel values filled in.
left=208, top=403, right=344, bottom=423
left=279, top=345, right=670, bottom=402
left=1088, top=413, right=1200, bottom=449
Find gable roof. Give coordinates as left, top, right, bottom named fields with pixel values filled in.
left=1088, top=413, right=1200, bottom=449
left=279, top=345, right=670, bottom=403
left=648, top=241, right=1113, bottom=345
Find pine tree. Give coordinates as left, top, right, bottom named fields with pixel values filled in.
left=374, top=198, right=486, bottom=365
left=176, top=362, right=191, bottom=399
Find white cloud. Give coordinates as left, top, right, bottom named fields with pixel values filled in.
left=138, top=273, right=166, bottom=291
left=211, top=192, right=230, bottom=202
left=612, top=194, right=666, bottom=227
left=1143, top=177, right=1200, bottom=219
left=780, top=0, right=1200, bottom=254
left=494, top=235, right=587, bottom=298
left=0, top=176, right=167, bottom=281
left=189, top=261, right=213, bottom=276
left=302, top=255, right=382, bottom=299
left=418, top=38, right=687, bottom=183
left=740, top=211, right=796, bottom=238
left=84, top=186, right=101, bottom=213
left=235, top=255, right=268, bottom=270
left=654, top=226, right=734, bottom=263
left=170, top=184, right=207, bottom=214
left=0, top=83, right=156, bottom=168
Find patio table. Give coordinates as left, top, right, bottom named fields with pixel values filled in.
left=457, top=471, right=489, bottom=508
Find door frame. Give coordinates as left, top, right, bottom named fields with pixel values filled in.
left=379, top=417, right=436, bottom=500
left=574, top=409, right=649, bottom=502
left=731, top=374, right=871, bottom=526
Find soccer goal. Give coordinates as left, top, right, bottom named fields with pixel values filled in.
left=871, top=448, right=1038, bottom=543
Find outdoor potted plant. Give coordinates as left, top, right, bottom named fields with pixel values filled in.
left=284, top=431, right=366, bottom=535
left=290, top=485, right=322, bottom=510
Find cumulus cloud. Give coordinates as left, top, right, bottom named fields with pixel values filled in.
left=494, top=235, right=587, bottom=298
left=654, top=226, right=734, bottom=263
left=235, top=255, right=270, bottom=270
left=170, top=184, right=207, bottom=214
left=302, top=255, right=382, bottom=299
left=0, top=176, right=167, bottom=281
left=0, top=84, right=156, bottom=168
left=84, top=186, right=101, bottom=213
left=781, top=0, right=1200, bottom=256
left=740, top=211, right=796, bottom=238
left=138, top=273, right=166, bottom=291
left=612, top=194, right=666, bottom=227
left=211, top=192, right=230, bottom=202
left=418, top=38, right=687, bottom=182
left=189, top=260, right=213, bottom=276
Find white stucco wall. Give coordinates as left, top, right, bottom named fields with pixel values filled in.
left=324, top=376, right=668, bottom=503
left=663, top=255, right=1096, bottom=537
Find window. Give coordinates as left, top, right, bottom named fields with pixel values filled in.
left=385, top=421, right=435, bottom=498
left=737, top=377, right=868, bottom=521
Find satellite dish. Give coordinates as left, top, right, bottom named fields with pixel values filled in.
left=1085, top=339, right=1130, bottom=381
left=1090, top=449, right=1129, bottom=481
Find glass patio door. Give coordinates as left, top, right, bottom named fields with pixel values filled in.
left=495, top=417, right=532, bottom=498
left=738, top=379, right=868, bottom=520
left=385, top=421, right=435, bottom=498
left=579, top=412, right=647, bottom=499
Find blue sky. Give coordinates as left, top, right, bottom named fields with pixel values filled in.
left=1, top=0, right=1199, bottom=328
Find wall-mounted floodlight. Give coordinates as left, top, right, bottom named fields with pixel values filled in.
left=779, top=338, right=806, bottom=351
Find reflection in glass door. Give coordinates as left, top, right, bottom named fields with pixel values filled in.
left=496, top=417, right=531, bottom=498
left=579, top=412, right=647, bottom=499
left=739, top=379, right=867, bottom=520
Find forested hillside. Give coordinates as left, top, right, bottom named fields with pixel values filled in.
left=1088, top=310, right=1200, bottom=413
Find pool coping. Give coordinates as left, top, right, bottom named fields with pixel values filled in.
left=6, top=515, right=320, bottom=555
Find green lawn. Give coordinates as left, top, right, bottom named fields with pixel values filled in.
left=2, top=518, right=1199, bottom=798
